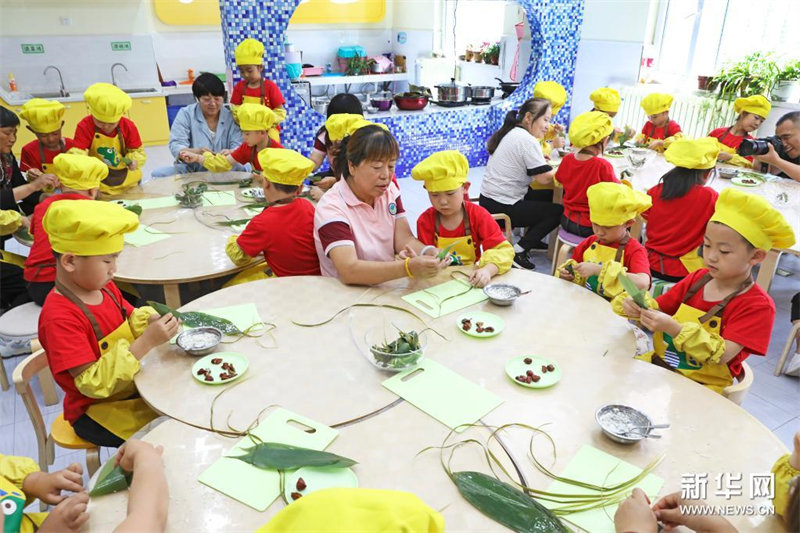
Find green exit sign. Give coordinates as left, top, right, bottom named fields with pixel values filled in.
left=21, top=43, right=44, bottom=54
left=111, top=41, right=132, bottom=52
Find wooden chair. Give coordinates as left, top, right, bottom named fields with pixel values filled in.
left=755, top=249, right=782, bottom=292
left=774, top=321, right=800, bottom=377
left=491, top=213, right=513, bottom=242
left=12, top=349, right=100, bottom=479
left=0, top=302, right=42, bottom=391
left=722, top=361, right=753, bottom=405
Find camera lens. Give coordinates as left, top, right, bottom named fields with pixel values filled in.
left=738, top=138, right=769, bottom=157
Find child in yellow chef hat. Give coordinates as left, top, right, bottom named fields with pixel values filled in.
left=226, top=148, right=320, bottom=282
left=181, top=103, right=282, bottom=176
left=38, top=200, right=180, bottom=447
left=257, top=488, right=444, bottom=533
left=589, top=87, right=621, bottom=117
left=70, top=83, right=146, bottom=196
left=18, top=98, right=76, bottom=184
left=324, top=114, right=389, bottom=179
left=533, top=80, right=567, bottom=157
left=24, top=153, right=108, bottom=305
left=637, top=93, right=682, bottom=152
left=0, top=210, right=22, bottom=236
left=614, top=188, right=795, bottom=393
left=410, top=150, right=514, bottom=287
left=230, top=38, right=286, bottom=133
left=709, top=94, right=771, bottom=168
left=557, top=182, right=651, bottom=300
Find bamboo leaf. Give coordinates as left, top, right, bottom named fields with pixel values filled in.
left=232, top=442, right=357, bottom=470
left=452, top=471, right=569, bottom=533
left=124, top=204, right=143, bottom=217
left=146, top=301, right=243, bottom=335
left=89, top=460, right=132, bottom=497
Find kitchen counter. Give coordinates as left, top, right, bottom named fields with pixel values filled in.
left=366, top=96, right=505, bottom=119
left=0, top=86, right=164, bottom=105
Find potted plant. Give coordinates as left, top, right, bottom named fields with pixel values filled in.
left=711, top=51, right=779, bottom=100
left=484, top=42, right=501, bottom=65
left=773, top=60, right=800, bottom=102
left=346, top=55, right=371, bottom=76
left=465, top=44, right=475, bottom=62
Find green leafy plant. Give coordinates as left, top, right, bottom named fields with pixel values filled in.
left=346, top=55, right=372, bottom=76
left=777, top=60, right=800, bottom=82
left=484, top=42, right=501, bottom=63
left=711, top=51, right=780, bottom=100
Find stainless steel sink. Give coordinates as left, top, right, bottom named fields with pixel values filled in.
left=30, top=91, right=70, bottom=98
left=123, top=88, right=159, bottom=94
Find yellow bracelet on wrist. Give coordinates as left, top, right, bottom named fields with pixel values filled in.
left=404, top=257, right=414, bottom=278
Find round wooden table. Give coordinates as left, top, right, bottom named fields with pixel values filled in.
left=115, top=269, right=790, bottom=532
left=113, top=171, right=260, bottom=307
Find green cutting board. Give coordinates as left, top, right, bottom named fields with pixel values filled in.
left=170, top=303, right=263, bottom=343
left=540, top=445, right=664, bottom=533
left=382, top=358, right=503, bottom=432
left=201, top=191, right=237, bottom=207
left=401, top=279, right=488, bottom=318
left=123, top=225, right=171, bottom=247
left=197, top=408, right=338, bottom=511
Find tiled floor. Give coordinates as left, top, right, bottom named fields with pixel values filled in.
left=1, top=146, right=798, bottom=484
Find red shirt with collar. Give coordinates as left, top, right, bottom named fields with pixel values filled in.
left=230, top=79, right=285, bottom=109
left=73, top=115, right=142, bottom=151
left=572, top=235, right=650, bottom=275
left=643, top=184, right=718, bottom=279
left=640, top=119, right=682, bottom=140
left=708, top=127, right=754, bottom=162
left=416, top=201, right=506, bottom=263
left=230, top=138, right=284, bottom=171
left=19, top=138, right=76, bottom=172
left=236, top=199, right=320, bottom=277
left=655, top=269, right=774, bottom=377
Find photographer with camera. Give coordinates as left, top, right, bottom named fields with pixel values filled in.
left=738, top=111, right=800, bottom=183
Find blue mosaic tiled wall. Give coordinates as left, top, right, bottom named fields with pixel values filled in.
left=218, top=0, right=585, bottom=177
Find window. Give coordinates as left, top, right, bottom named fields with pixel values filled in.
left=440, top=0, right=506, bottom=58
left=653, top=0, right=800, bottom=86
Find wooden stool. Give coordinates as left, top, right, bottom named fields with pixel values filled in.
left=774, top=321, right=800, bottom=376
left=0, top=302, right=41, bottom=391
left=550, top=228, right=584, bottom=276
left=722, top=361, right=754, bottom=406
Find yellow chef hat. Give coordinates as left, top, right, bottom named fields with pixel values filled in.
left=734, top=95, right=771, bottom=118
left=237, top=103, right=277, bottom=132
left=43, top=199, right=138, bottom=256
left=0, top=210, right=22, bottom=236
left=533, top=81, right=567, bottom=115
left=664, top=137, right=721, bottom=170
left=235, top=38, right=265, bottom=66
left=257, top=148, right=314, bottom=186
left=568, top=111, right=614, bottom=148
left=84, top=83, right=132, bottom=124
left=709, top=188, right=795, bottom=250
left=590, top=87, right=621, bottom=113
left=257, top=488, right=445, bottom=533
left=411, top=150, right=469, bottom=192
left=588, top=182, right=652, bottom=226
left=641, top=93, right=673, bottom=116
left=19, top=98, right=65, bottom=134
left=325, top=114, right=364, bottom=142
left=53, top=153, right=108, bottom=190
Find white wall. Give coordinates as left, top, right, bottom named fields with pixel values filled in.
left=580, top=0, right=654, bottom=43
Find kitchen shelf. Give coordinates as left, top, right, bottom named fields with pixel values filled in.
left=296, top=72, right=409, bottom=88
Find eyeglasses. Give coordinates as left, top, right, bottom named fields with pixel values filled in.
left=199, top=96, right=224, bottom=104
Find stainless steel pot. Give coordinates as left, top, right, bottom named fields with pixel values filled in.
left=312, top=97, right=329, bottom=115
left=471, top=85, right=495, bottom=101
left=435, top=78, right=471, bottom=103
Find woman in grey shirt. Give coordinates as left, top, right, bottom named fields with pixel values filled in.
left=151, top=73, right=243, bottom=177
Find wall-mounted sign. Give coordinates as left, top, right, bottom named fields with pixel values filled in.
left=111, top=41, right=132, bottom=51
left=21, top=43, right=45, bottom=54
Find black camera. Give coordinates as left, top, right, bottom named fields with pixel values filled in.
left=738, top=136, right=783, bottom=157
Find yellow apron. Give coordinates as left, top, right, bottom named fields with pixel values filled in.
left=56, top=282, right=157, bottom=440
left=581, top=237, right=626, bottom=297
left=434, top=207, right=476, bottom=266
left=642, top=273, right=750, bottom=393
left=0, top=475, right=47, bottom=533
left=89, top=125, right=141, bottom=196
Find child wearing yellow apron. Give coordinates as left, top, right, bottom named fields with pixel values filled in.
left=18, top=98, right=75, bottom=190
left=0, top=453, right=86, bottom=533
left=225, top=149, right=321, bottom=283
left=773, top=430, right=800, bottom=530
left=636, top=93, right=683, bottom=152
left=613, top=188, right=795, bottom=393
left=230, top=38, right=286, bottom=143
left=71, top=83, right=146, bottom=196
left=557, top=182, right=651, bottom=300
left=532, top=81, right=567, bottom=163
left=411, top=150, right=514, bottom=287
left=37, top=200, right=180, bottom=447
left=589, top=87, right=636, bottom=145
left=709, top=95, right=771, bottom=168
left=181, top=103, right=282, bottom=176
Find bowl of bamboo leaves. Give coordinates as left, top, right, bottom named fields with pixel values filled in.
left=365, top=326, right=426, bottom=372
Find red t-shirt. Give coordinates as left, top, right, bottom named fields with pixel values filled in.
left=655, top=269, right=774, bottom=377
left=643, top=184, right=718, bottom=279
left=230, top=138, right=284, bottom=171
left=230, top=79, right=285, bottom=109
left=416, top=201, right=506, bottom=262
left=708, top=127, right=753, bottom=162
left=39, top=282, right=136, bottom=423
left=236, top=198, right=320, bottom=277
left=572, top=235, right=650, bottom=275
left=556, top=153, right=619, bottom=226
left=24, top=193, right=90, bottom=283
left=72, top=115, right=143, bottom=151
left=19, top=138, right=76, bottom=172
left=640, top=120, right=681, bottom=140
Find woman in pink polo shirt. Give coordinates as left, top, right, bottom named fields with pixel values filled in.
left=314, top=125, right=447, bottom=284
